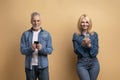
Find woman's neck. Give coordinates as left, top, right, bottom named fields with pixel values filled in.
left=82, top=30, right=88, bottom=35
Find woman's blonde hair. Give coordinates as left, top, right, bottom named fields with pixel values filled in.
left=77, top=14, right=94, bottom=35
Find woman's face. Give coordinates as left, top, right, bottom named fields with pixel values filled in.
left=80, top=18, right=90, bottom=30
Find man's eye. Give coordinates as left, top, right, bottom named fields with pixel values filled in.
left=37, top=20, right=40, bottom=22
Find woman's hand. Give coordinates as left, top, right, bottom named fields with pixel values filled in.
left=82, top=38, right=91, bottom=47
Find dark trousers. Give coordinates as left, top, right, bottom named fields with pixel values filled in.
left=25, top=66, right=49, bottom=80
left=77, top=57, right=100, bottom=80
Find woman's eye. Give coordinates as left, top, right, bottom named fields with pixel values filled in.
left=81, top=21, right=84, bottom=23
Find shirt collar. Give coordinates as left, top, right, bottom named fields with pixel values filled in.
left=81, top=32, right=90, bottom=36
left=30, top=27, right=44, bottom=32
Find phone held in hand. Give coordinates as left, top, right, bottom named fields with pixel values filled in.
left=34, top=41, right=39, bottom=44
left=84, top=34, right=90, bottom=39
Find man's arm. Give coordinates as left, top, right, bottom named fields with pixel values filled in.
left=38, top=33, right=53, bottom=55
left=20, top=32, right=34, bottom=56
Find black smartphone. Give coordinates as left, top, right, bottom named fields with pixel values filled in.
left=34, top=41, right=39, bottom=44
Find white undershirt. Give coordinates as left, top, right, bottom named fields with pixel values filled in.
left=31, top=29, right=41, bottom=65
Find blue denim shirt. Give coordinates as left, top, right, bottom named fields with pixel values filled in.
left=20, top=28, right=53, bottom=69
left=72, top=32, right=99, bottom=58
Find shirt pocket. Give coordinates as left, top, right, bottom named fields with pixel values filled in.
left=39, top=36, right=48, bottom=47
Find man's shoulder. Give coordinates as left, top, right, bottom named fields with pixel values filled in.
left=42, top=29, right=50, bottom=35
left=41, top=29, right=51, bottom=38
left=22, top=29, right=32, bottom=36
left=25, top=28, right=32, bottom=32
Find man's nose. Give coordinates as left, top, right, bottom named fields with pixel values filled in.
left=35, top=21, right=37, bottom=24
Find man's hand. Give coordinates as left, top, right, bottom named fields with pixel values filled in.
left=31, top=44, right=36, bottom=51
left=36, top=43, right=42, bottom=51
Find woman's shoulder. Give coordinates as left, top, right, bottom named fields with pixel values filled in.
left=90, top=31, right=98, bottom=36
left=73, top=32, right=80, bottom=36
left=72, top=32, right=80, bottom=40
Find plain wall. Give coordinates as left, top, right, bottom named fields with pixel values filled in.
left=0, top=0, right=120, bottom=80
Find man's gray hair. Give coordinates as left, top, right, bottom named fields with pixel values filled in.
left=31, top=12, right=40, bottom=20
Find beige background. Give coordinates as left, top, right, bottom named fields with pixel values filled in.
left=0, top=0, right=120, bottom=80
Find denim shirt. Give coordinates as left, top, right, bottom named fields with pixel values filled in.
left=20, top=28, right=53, bottom=69
left=72, top=32, right=99, bottom=58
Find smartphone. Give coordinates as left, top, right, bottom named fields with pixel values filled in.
left=84, top=34, right=90, bottom=39
left=34, top=41, right=39, bottom=44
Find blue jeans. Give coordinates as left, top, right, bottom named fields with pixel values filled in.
left=25, top=66, right=49, bottom=80
left=77, top=57, right=100, bottom=80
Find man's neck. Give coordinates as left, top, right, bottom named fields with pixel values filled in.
left=32, top=28, right=41, bottom=32
left=32, top=27, right=41, bottom=32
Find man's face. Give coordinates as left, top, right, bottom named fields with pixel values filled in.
left=31, top=15, right=41, bottom=31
